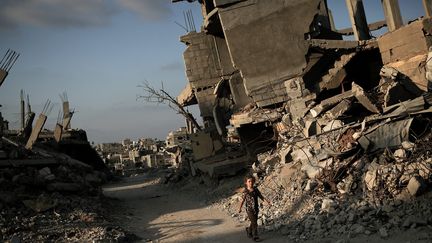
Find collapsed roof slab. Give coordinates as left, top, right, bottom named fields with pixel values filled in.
left=216, top=0, right=331, bottom=107
left=177, top=83, right=197, bottom=106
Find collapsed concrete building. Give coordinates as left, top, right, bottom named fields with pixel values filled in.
left=174, top=0, right=432, bottom=177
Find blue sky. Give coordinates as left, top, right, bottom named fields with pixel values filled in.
left=0, top=0, right=426, bottom=143
left=0, top=0, right=202, bottom=143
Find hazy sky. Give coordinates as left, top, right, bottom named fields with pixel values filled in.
left=0, top=0, right=202, bottom=143
left=0, top=0, right=426, bottom=143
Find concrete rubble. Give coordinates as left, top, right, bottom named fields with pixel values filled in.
left=0, top=58, right=136, bottom=242
left=169, top=0, right=432, bottom=241
left=0, top=122, right=138, bottom=242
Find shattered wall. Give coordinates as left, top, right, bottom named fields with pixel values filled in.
left=216, top=0, right=331, bottom=107
left=181, top=31, right=235, bottom=119
left=378, top=18, right=432, bottom=91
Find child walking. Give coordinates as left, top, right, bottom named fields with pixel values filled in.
left=238, top=175, right=271, bottom=241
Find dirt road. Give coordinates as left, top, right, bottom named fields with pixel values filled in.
left=103, top=174, right=286, bottom=242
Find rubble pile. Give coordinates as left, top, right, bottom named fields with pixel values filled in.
left=211, top=66, right=432, bottom=241
left=0, top=139, right=136, bottom=242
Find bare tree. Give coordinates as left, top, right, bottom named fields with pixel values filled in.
left=137, top=81, right=202, bottom=131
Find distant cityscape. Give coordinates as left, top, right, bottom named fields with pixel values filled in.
left=95, top=127, right=191, bottom=174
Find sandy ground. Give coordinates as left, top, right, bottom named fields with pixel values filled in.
left=103, top=174, right=432, bottom=243
left=103, top=174, right=286, bottom=243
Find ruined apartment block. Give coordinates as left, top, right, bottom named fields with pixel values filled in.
left=175, top=0, right=432, bottom=176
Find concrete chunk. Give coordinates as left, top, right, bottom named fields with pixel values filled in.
left=352, top=82, right=380, bottom=113
left=407, top=176, right=424, bottom=196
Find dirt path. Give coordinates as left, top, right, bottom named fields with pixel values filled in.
left=103, top=174, right=286, bottom=242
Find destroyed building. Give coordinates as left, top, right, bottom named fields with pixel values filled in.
left=173, top=0, right=432, bottom=177
left=169, top=2, right=432, bottom=240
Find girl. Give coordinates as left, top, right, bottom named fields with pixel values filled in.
left=238, top=175, right=271, bottom=241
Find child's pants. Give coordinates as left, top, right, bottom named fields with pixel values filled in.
left=247, top=211, right=258, bottom=237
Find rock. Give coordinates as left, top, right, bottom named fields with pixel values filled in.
left=347, top=212, right=356, bottom=222
left=321, top=198, right=336, bottom=214
left=401, top=141, right=415, bottom=150
left=85, top=173, right=102, bottom=186
left=323, top=120, right=344, bottom=132
left=407, top=176, right=424, bottom=196
left=23, top=195, right=58, bottom=213
left=402, top=215, right=427, bottom=228
left=10, top=235, right=21, bottom=243
left=12, top=174, right=33, bottom=185
left=337, top=174, right=354, bottom=194
left=47, top=182, right=81, bottom=192
left=0, top=191, right=17, bottom=204
left=382, top=204, right=394, bottom=213
left=393, top=149, right=406, bottom=162
left=364, top=162, right=379, bottom=191
left=351, top=223, right=365, bottom=235
left=279, top=146, right=292, bottom=164
left=257, top=218, right=263, bottom=226
left=305, top=179, right=317, bottom=191
left=379, top=227, right=388, bottom=238
left=0, top=150, right=7, bottom=159
left=39, top=167, right=51, bottom=177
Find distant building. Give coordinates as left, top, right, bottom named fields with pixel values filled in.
left=144, top=153, right=166, bottom=168
left=122, top=138, right=132, bottom=147
left=166, top=127, right=190, bottom=148
left=98, top=143, right=123, bottom=154
left=129, top=150, right=140, bottom=163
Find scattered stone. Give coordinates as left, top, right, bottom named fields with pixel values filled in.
left=407, top=176, right=424, bottom=196
left=305, top=179, right=317, bottom=191
left=22, top=195, right=57, bottom=213
left=393, top=149, right=406, bottom=162
left=401, top=141, right=415, bottom=150
left=47, top=182, right=81, bottom=192
left=321, top=198, right=336, bottom=214
left=379, top=227, right=388, bottom=238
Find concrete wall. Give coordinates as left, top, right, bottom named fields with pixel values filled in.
left=217, top=0, right=329, bottom=107
left=181, top=31, right=236, bottom=118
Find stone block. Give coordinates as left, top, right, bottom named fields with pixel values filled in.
left=407, top=176, right=424, bottom=196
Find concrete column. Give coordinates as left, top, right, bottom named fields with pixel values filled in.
left=62, top=112, right=72, bottom=131
left=20, top=91, right=25, bottom=130
left=0, top=69, right=7, bottom=86
left=328, top=9, right=336, bottom=31
left=62, top=101, right=71, bottom=129
left=23, top=112, right=35, bottom=139
left=25, top=114, right=47, bottom=150
left=345, top=0, right=370, bottom=40
left=54, top=123, right=63, bottom=142
left=423, top=0, right=432, bottom=17
left=382, top=0, right=403, bottom=31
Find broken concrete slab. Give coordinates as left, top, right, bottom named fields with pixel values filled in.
left=318, top=53, right=356, bottom=91
left=285, top=77, right=306, bottom=99
left=352, top=82, right=380, bottom=113
left=193, top=152, right=249, bottom=178
left=22, top=195, right=57, bottom=213
left=321, top=198, right=336, bottom=214
left=358, top=118, right=413, bottom=152
left=380, top=66, right=400, bottom=80
left=407, top=176, right=424, bottom=196
left=310, top=91, right=354, bottom=117
left=303, top=120, right=322, bottom=137
left=364, top=161, right=379, bottom=191
left=383, top=96, right=425, bottom=115
left=322, top=120, right=344, bottom=132
left=323, top=99, right=352, bottom=120
left=286, top=93, right=316, bottom=121
left=230, top=108, right=281, bottom=128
